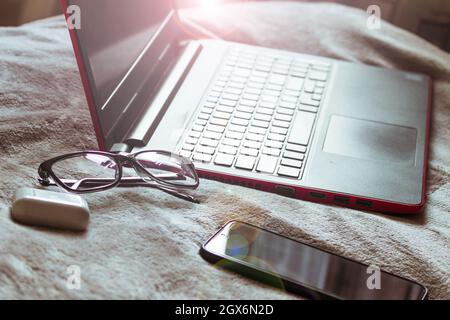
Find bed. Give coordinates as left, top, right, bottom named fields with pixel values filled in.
left=0, top=1, right=449, bottom=299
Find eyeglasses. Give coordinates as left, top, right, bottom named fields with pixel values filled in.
left=37, top=150, right=200, bottom=203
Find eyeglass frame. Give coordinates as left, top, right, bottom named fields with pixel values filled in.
left=37, top=150, right=200, bottom=194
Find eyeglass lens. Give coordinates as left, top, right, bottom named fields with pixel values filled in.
left=51, top=153, right=119, bottom=191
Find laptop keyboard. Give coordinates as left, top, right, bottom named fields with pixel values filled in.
left=179, top=46, right=331, bottom=179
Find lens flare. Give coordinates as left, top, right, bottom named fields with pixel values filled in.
left=199, top=0, right=221, bottom=9
left=172, top=0, right=253, bottom=40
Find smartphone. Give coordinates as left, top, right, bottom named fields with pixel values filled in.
left=200, top=221, right=428, bottom=300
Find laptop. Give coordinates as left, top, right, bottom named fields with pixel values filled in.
left=61, top=0, right=432, bottom=214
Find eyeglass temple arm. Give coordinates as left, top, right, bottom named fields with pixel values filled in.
left=38, top=176, right=199, bottom=204
left=38, top=173, right=184, bottom=187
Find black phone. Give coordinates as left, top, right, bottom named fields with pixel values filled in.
left=200, top=221, right=428, bottom=300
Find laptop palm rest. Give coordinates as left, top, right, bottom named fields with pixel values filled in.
left=323, top=116, right=417, bottom=166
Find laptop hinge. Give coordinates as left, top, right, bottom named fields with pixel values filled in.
left=110, top=143, right=132, bottom=153
left=122, top=41, right=202, bottom=149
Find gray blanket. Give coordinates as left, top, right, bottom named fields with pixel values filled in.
left=0, top=2, right=449, bottom=299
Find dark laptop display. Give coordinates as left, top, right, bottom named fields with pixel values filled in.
left=68, top=0, right=173, bottom=140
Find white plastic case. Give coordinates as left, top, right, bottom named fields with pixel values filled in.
left=11, top=188, right=90, bottom=231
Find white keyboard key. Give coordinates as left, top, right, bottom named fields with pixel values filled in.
left=300, top=93, right=320, bottom=107
left=270, top=127, right=288, bottom=135
left=193, top=153, right=212, bottom=163
left=219, top=99, right=237, bottom=107
left=196, top=119, right=208, bottom=126
left=299, top=105, right=319, bottom=113
left=213, top=111, right=231, bottom=120
left=248, top=127, right=267, bottom=135
left=249, top=76, right=266, bottom=84
left=225, top=87, right=242, bottom=95
left=203, top=131, right=222, bottom=140
left=315, top=87, right=324, bottom=94
left=222, top=138, right=241, bottom=147
left=254, top=113, right=272, bottom=122
left=192, top=125, right=205, bottom=132
left=262, top=147, right=280, bottom=157
left=279, top=101, right=296, bottom=110
left=234, top=112, right=252, bottom=120
left=303, top=79, right=316, bottom=93
left=206, top=124, right=225, bottom=134
left=210, top=118, right=228, bottom=127
left=278, top=166, right=300, bottom=178
left=229, top=81, right=245, bottom=89
left=259, top=101, right=277, bottom=109
left=198, top=113, right=210, bottom=120
left=237, top=105, right=254, bottom=113
left=234, top=68, right=251, bottom=78
left=261, top=95, right=278, bottom=103
left=252, top=120, right=270, bottom=129
left=286, top=144, right=307, bottom=153
left=182, top=144, right=195, bottom=152
left=185, top=137, right=198, bottom=145
left=242, top=93, right=259, bottom=101
left=197, top=145, right=215, bottom=155
left=189, top=131, right=202, bottom=138
left=215, top=80, right=227, bottom=87
left=241, top=148, right=259, bottom=157
left=219, top=145, right=238, bottom=155
left=232, top=118, right=249, bottom=127
left=281, top=158, right=303, bottom=168
left=265, top=140, right=283, bottom=149
left=264, top=89, right=281, bottom=97
left=283, top=89, right=301, bottom=97
left=235, top=155, right=256, bottom=170
left=288, top=111, right=316, bottom=146
left=179, top=150, right=192, bottom=159
left=266, top=84, right=283, bottom=92
left=268, top=74, right=286, bottom=85
left=281, top=95, right=297, bottom=103
left=222, top=93, right=240, bottom=101
left=286, top=77, right=304, bottom=91
left=216, top=105, right=234, bottom=113
left=243, top=140, right=262, bottom=150
left=283, top=151, right=305, bottom=161
left=226, top=131, right=244, bottom=140
left=275, top=114, right=293, bottom=122
left=256, top=155, right=278, bottom=174
left=247, top=81, right=264, bottom=89
left=214, top=153, right=235, bottom=167
left=247, top=133, right=264, bottom=142
left=268, top=133, right=286, bottom=142
left=272, top=120, right=290, bottom=129
left=309, top=70, right=328, bottom=81
left=228, top=124, right=246, bottom=133
left=256, top=107, right=274, bottom=116
left=202, top=106, right=214, bottom=114
left=246, top=88, right=262, bottom=95
left=200, top=138, right=219, bottom=148
left=277, top=108, right=294, bottom=116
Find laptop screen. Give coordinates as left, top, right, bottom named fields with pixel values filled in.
left=66, top=0, right=173, bottom=144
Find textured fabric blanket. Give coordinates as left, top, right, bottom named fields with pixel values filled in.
left=0, top=1, right=449, bottom=299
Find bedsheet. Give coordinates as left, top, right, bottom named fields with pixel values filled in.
left=0, top=2, right=449, bottom=299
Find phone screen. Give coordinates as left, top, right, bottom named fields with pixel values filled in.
left=202, top=221, right=427, bottom=300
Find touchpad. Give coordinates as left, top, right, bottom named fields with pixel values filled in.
left=323, top=116, right=417, bottom=165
